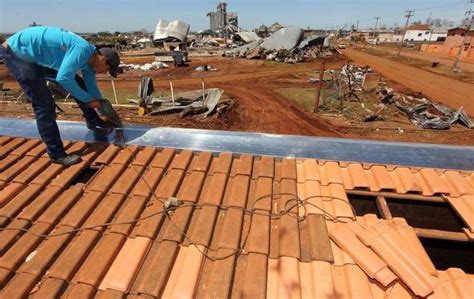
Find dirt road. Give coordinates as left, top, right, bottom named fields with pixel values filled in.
left=365, top=45, right=474, bottom=72
left=343, top=48, right=474, bottom=116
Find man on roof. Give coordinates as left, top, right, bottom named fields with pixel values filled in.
left=0, top=26, right=121, bottom=167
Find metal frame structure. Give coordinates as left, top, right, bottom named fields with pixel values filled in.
left=0, top=117, right=473, bottom=170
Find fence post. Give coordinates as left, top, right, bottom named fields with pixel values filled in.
left=313, top=60, right=326, bottom=113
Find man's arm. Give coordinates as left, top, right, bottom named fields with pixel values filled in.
left=81, top=64, right=102, bottom=100
left=56, top=45, right=95, bottom=103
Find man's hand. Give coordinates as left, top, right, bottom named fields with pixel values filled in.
left=88, top=100, right=101, bottom=109
left=89, top=99, right=109, bottom=122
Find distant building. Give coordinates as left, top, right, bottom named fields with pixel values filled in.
left=403, top=24, right=447, bottom=42
left=420, top=27, right=474, bottom=60
left=207, top=2, right=238, bottom=34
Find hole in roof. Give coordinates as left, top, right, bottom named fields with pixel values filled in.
left=347, top=194, right=381, bottom=217
left=420, top=237, right=474, bottom=274
left=70, top=166, right=100, bottom=186
left=386, top=198, right=465, bottom=232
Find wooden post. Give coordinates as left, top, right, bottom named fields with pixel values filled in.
left=376, top=196, right=392, bottom=220
left=313, top=60, right=326, bottom=113
left=111, top=79, right=118, bottom=105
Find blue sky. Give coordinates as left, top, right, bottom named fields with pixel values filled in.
left=0, top=0, right=471, bottom=33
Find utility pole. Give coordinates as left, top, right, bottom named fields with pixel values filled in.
left=373, top=17, right=381, bottom=39
left=452, top=8, right=473, bottom=72
left=397, top=10, right=415, bottom=57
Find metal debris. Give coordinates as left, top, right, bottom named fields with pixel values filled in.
left=129, top=77, right=233, bottom=118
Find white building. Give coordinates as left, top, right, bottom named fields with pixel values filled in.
left=403, top=24, right=447, bottom=42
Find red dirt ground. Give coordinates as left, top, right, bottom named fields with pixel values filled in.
left=1, top=53, right=473, bottom=145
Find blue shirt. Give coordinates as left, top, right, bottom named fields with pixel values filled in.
left=7, top=26, right=102, bottom=103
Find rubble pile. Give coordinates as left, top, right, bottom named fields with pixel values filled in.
left=319, top=64, right=473, bottom=130
left=223, top=26, right=333, bottom=63
left=381, top=88, right=473, bottom=130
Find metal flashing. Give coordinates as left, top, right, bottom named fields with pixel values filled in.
left=0, top=117, right=472, bottom=170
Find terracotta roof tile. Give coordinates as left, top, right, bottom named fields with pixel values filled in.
left=130, top=241, right=179, bottom=297
left=210, top=152, right=233, bottom=175
left=19, top=226, right=73, bottom=276
left=0, top=137, right=26, bottom=158
left=0, top=267, right=12, bottom=287
left=29, top=277, right=67, bottom=299
left=131, top=146, right=157, bottom=167
left=60, top=191, right=104, bottom=228
left=232, top=253, right=267, bottom=299
left=0, top=219, right=30, bottom=254
left=188, top=151, right=213, bottom=173
left=169, top=149, right=193, bottom=170
left=0, top=185, right=42, bottom=220
left=329, top=223, right=397, bottom=286
left=108, top=195, right=148, bottom=236
left=234, top=154, right=254, bottom=176
left=12, top=158, right=50, bottom=184
left=0, top=222, right=51, bottom=270
left=16, top=186, right=63, bottom=222
left=0, top=272, right=39, bottom=298
left=358, top=221, right=437, bottom=297
left=93, top=144, right=121, bottom=165
left=9, top=138, right=41, bottom=157
left=0, top=136, right=472, bottom=298
left=162, top=245, right=205, bottom=299
left=0, top=136, right=12, bottom=146
left=149, top=148, right=175, bottom=169
left=368, top=165, right=397, bottom=191
left=196, top=248, right=236, bottom=298
left=132, top=167, right=166, bottom=198
left=299, top=214, right=334, bottom=263
left=267, top=257, right=301, bottom=299
left=110, top=165, right=145, bottom=195
left=36, top=186, right=83, bottom=225
left=99, top=237, right=151, bottom=293
left=446, top=194, right=474, bottom=232
left=0, top=156, right=36, bottom=183
left=419, top=168, right=451, bottom=195
left=62, top=282, right=97, bottom=298
left=0, top=182, right=25, bottom=207
left=47, top=230, right=101, bottom=281
left=73, top=233, right=126, bottom=287
left=321, top=161, right=344, bottom=185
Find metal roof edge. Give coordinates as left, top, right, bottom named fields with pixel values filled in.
left=0, top=117, right=473, bottom=170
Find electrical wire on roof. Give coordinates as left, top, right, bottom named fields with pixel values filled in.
left=0, top=146, right=360, bottom=261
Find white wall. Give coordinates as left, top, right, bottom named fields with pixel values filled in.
left=404, top=30, right=446, bottom=42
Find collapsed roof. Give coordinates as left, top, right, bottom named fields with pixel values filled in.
left=153, top=19, right=190, bottom=43
left=260, top=26, right=303, bottom=50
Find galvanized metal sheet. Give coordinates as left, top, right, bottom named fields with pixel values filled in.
left=0, top=117, right=472, bottom=170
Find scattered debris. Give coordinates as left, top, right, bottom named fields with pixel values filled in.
left=317, top=64, right=473, bottom=130
left=153, top=19, right=190, bottom=43
left=128, top=77, right=234, bottom=118
left=120, top=61, right=169, bottom=71
left=195, top=65, right=217, bottom=72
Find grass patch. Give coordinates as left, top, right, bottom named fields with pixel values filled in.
left=275, top=87, right=317, bottom=111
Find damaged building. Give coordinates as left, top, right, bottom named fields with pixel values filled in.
left=207, top=2, right=238, bottom=34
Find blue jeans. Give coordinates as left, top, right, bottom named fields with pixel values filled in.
left=0, top=45, right=104, bottom=159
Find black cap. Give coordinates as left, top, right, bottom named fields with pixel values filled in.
left=98, top=47, right=120, bottom=78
